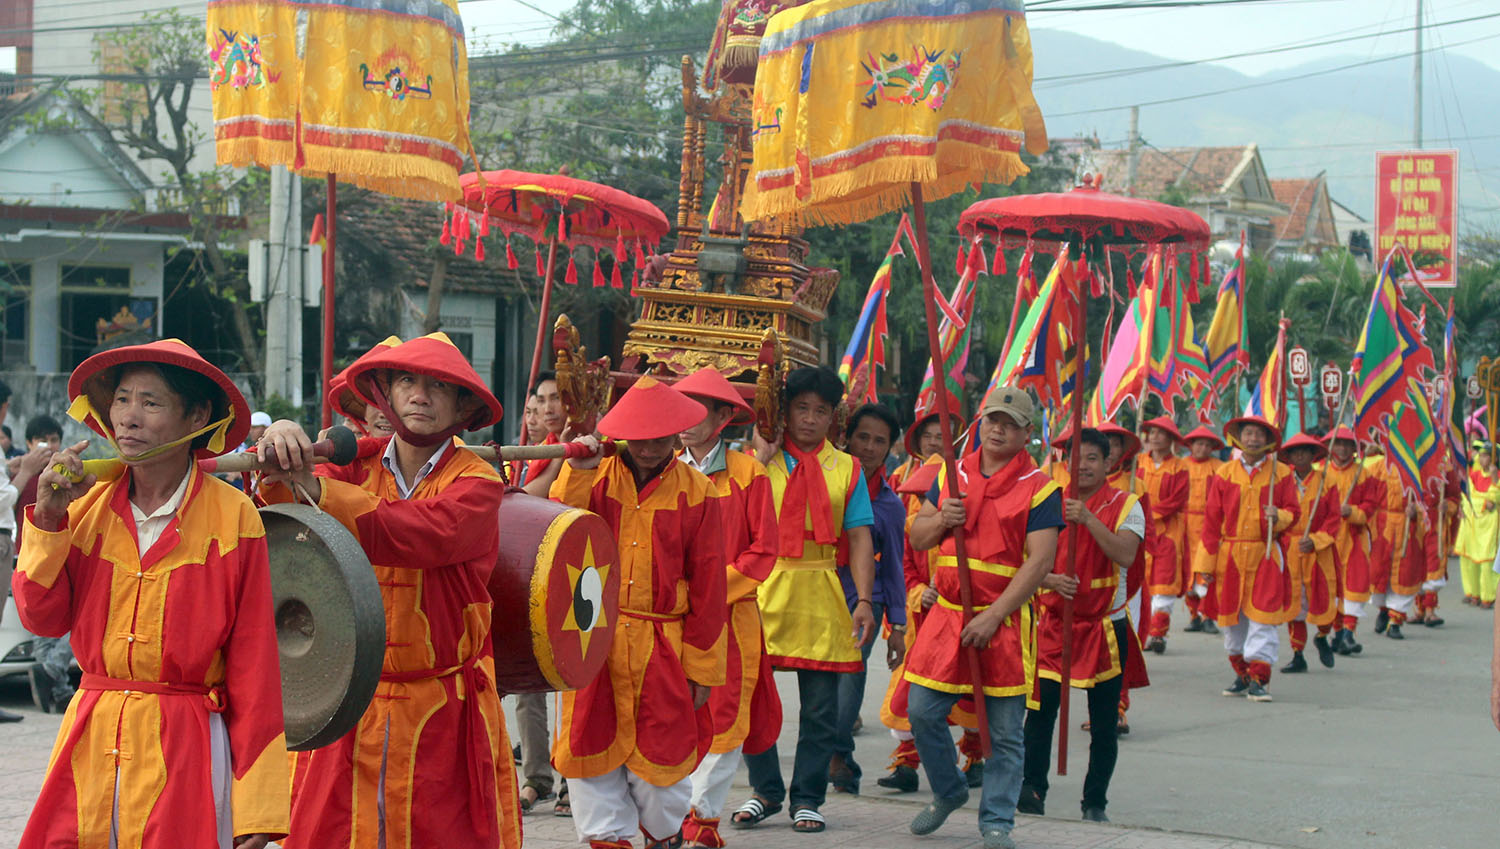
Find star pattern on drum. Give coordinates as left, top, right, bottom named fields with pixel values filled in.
left=562, top=539, right=610, bottom=657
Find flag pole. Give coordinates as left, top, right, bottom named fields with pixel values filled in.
left=519, top=225, right=562, bottom=447
left=1057, top=239, right=1089, bottom=776
left=909, top=182, right=991, bottom=758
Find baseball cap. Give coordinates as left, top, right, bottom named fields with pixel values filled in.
left=250, top=411, right=273, bottom=427
left=978, top=386, right=1034, bottom=428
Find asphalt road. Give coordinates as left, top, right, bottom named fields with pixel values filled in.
left=1, top=574, right=1495, bottom=848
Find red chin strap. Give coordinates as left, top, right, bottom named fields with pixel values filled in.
left=357, top=373, right=476, bottom=448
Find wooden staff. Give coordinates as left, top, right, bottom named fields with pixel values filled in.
left=1056, top=239, right=1089, bottom=776
left=1303, top=365, right=1357, bottom=544
left=909, top=182, right=990, bottom=758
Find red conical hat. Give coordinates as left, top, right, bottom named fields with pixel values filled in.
left=1097, top=422, right=1141, bottom=466
left=895, top=455, right=943, bottom=495
left=328, top=336, right=402, bottom=428
left=1183, top=425, right=1224, bottom=450
left=1141, top=416, right=1184, bottom=444
left=1225, top=414, right=1282, bottom=451
left=672, top=369, right=753, bottom=426
left=598, top=376, right=708, bottom=440
left=68, top=338, right=250, bottom=458
left=1277, top=432, right=1328, bottom=463
left=1323, top=425, right=1358, bottom=445
left=349, top=332, right=503, bottom=445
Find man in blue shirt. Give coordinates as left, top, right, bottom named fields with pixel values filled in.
left=830, top=404, right=909, bottom=795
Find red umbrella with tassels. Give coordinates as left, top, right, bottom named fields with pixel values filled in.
left=958, top=176, right=1211, bottom=775
left=443, top=170, right=670, bottom=443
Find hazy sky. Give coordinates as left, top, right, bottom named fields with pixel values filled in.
left=459, top=0, right=1500, bottom=76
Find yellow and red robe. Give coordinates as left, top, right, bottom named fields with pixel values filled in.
left=759, top=440, right=865, bottom=672
left=13, top=466, right=290, bottom=848
left=1321, top=458, right=1380, bottom=605
left=1137, top=453, right=1189, bottom=598
left=905, top=450, right=1062, bottom=698
left=1286, top=468, right=1341, bottom=627
left=1183, top=456, right=1221, bottom=581
left=266, top=443, right=520, bottom=849
left=1366, top=456, right=1429, bottom=597
left=551, top=456, right=727, bottom=785
left=1201, top=457, right=1300, bottom=626
left=1036, top=484, right=1149, bottom=689
left=696, top=448, right=781, bottom=755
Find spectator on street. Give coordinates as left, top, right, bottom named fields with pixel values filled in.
left=15, top=415, right=74, bottom=713
left=0, top=381, right=22, bottom=722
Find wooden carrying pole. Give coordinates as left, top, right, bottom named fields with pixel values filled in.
left=1056, top=241, right=1088, bottom=776
left=320, top=175, right=338, bottom=428
left=909, top=183, right=990, bottom=758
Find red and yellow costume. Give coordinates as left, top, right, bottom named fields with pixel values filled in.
left=14, top=339, right=289, bottom=848
left=1035, top=485, right=1149, bottom=688
left=1137, top=450, right=1189, bottom=634
left=1202, top=456, right=1299, bottom=626
left=270, top=333, right=520, bottom=849
left=1181, top=437, right=1223, bottom=621
left=904, top=450, right=1061, bottom=698
left=550, top=382, right=727, bottom=787
left=1277, top=435, right=1342, bottom=656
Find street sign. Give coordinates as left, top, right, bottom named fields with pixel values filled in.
left=1320, top=363, right=1342, bottom=408
left=1468, top=374, right=1484, bottom=401
left=1288, top=347, right=1311, bottom=387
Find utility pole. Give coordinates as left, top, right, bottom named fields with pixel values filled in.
left=1414, top=0, right=1423, bottom=148
left=1126, top=105, right=1141, bottom=196
left=265, top=167, right=304, bottom=407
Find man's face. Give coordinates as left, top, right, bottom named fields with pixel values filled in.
left=523, top=398, right=542, bottom=437
left=246, top=424, right=267, bottom=445
left=1238, top=423, right=1270, bottom=459
left=848, top=415, right=894, bottom=475
left=1330, top=439, right=1355, bottom=464
left=1479, top=449, right=1494, bottom=472
left=388, top=371, right=470, bottom=436
left=1146, top=427, right=1174, bottom=454
left=679, top=402, right=733, bottom=451
left=1287, top=446, right=1314, bottom=473
left=1106, top=434, right=1125, bottom=471
left=1075, top=442, right=1107, bottom=490
left=786, top=391, right=834, bottom=450
left=916, top=420, right=944, bottom=459
left=110, top=367, right=208, bottom=460
left=535, top=379, right=565, bottom=435
left=625, top=434, right=677, bottom=474
left=1189, top=438, right=1216, bottom=460
left=364, top=403, right=395, bottom=438
left=29, top=433, right=61, bottom=453
left=979, top=410, right=1029, bottom=460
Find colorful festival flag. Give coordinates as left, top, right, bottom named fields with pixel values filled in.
left=1245, top=317, right=1290, bottom=430
left=1144, top=252, right=1208, bottom=412
left=839, top=214, right=913, bottom=402
left=988, top=252, right=1079, bottom=409
left=915, top=270, right=978, bottom=420
left=1441, top=308, right=1467, bottom=472
left=1387, top=377, right=1444, bottom=498
left=1352, top=254, right=1437, bottom=442
left=1085, top=267, right=1159, bottom=425
left=1203, top=233, right=1249, bottom=397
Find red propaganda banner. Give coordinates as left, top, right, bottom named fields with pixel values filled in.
left=1374, top=149, right=1459, bottom=286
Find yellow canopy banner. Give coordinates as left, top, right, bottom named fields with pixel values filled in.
left=740, top=0, right=1047, bottom=227
left=207, top=0, right=473, bottom=202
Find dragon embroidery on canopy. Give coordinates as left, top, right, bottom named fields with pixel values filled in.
left=857, top=46, right=962, bottom=110
left=210, top=29, right=278, bottom=90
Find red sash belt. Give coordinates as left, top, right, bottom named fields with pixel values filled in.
left=621, top=608, right=681, bottom=623
left=382, top=656, right=497, bottom=844
left=80, top=672, right=224, bottom=713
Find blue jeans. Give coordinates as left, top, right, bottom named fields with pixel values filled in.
left=744, top=669, right=839, bottom=811
left=832, top=602, right=882, bottom=788
left=908, top=683, right=1026, bottom=835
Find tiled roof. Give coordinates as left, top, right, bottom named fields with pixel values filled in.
left=1094, top=146, right=1251, bottom=199
left=336, top=194, right=513, bottom=293
left=1269, top=176, right=1336, bottom=245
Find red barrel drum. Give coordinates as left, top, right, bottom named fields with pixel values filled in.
left=489, top=493, right=620, bottom=693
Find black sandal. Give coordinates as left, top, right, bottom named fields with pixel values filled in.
left=791, top=806, right=826, bottom=833
left=730, top=796, right=781, bottom=829
left=553, top=782, right=571, bottom=817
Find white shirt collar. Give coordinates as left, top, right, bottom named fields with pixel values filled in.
left=382, top=439, right=451, bottom=499
left=681, top=440, right=724, bottom=474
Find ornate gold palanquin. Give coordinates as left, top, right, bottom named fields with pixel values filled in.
left=621, top=41, right=839, bottom=378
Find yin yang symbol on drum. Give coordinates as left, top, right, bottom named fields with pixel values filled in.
left=564, top=539, right=610, bottom=656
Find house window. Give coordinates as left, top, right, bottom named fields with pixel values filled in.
left=59, top=265, right=155, bottom=370
left=0, top=262, right=28, bottom=367
left=445, top=331, right=474, bottom=361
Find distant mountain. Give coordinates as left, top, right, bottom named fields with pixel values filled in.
left=1028, top=29, right=1500, bottom=232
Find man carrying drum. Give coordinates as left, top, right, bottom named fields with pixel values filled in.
left=13, top=339, right=289, bottom=848
left=258, top=332, right=521, bottom=849
left=673, top=368, right=780, bottom=849
left=551, top=377, right=727, bottom=849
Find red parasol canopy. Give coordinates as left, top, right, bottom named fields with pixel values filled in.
left=958, top=181, right=1212, bottom=252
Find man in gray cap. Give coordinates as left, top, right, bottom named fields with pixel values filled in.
left=904, top=387, right=1064, bottom=849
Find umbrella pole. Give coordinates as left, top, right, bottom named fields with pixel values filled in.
left=520, top=233, right=561, bottom=446
left=909, top=182, right=990, bottom=758
left=321, top=174, right=337, bottom=429
left=1057, top=248, right=1087, bottom=776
